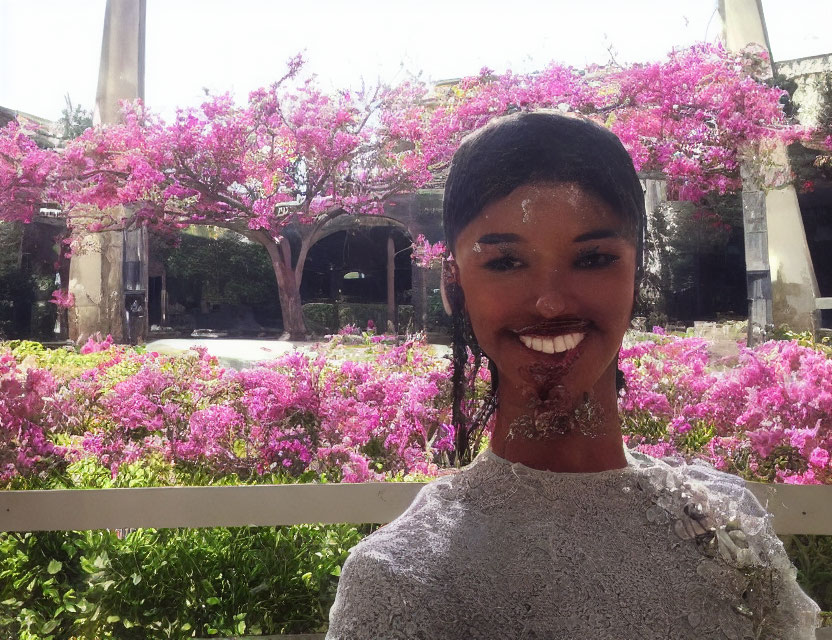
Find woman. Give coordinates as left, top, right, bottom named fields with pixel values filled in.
left=326, top=112, right=819, bottom=639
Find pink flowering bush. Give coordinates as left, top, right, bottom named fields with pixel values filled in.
left=1, top=337, right=453, bottom=488
left=620, top=332, right=832, bottom=484
left=5, top=331, right=831, bottom=487
left=0, top=352, right=65, bottom=484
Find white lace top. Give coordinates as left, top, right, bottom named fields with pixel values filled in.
left=326, top=449, right=819, bottom=639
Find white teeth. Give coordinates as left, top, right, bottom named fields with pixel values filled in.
left=519, top=332, right=585, bottom=354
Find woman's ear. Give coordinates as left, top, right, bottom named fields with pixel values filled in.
left=440, top=258, right=460, bottom=316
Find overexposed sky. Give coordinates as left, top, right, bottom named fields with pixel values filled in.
left=1, top=0, right=830, bottom=122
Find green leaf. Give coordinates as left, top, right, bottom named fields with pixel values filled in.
left=46, top=559, right=62, bottom=574
left=205, top=597, right=220, bottom=606
left=131, top=572, right=142, bottom=585
left=106, top=615, right=120, bottom=623
left=181, top=622, right=192, bottom=631
left=236, top=620, right=246, bottom=634
left=41, top=620, right=59, bottom=634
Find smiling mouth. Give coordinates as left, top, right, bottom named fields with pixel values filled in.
left=519, top=332, right=585, bottom=354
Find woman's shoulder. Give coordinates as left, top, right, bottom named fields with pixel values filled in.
left=625, top=449, right=768, bottom=527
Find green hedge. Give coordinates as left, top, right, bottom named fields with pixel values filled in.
left=0, top=524, right=369, bottom=640
left=302, top=303, right=414, bottom=334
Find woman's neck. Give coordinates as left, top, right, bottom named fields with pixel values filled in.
left=488, top=379, right=627, bottom=473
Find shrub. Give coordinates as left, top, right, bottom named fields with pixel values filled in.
left=0, top=524, right=367, bottom=639
left=1, top=336, right=454, bottom=488
left=619, top=332, right=832, bottom=484
left=302, top=303, right=338, bottom=335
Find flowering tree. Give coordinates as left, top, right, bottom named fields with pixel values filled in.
left=393, top=43, right=798, bottom=202
left=36, top=58, right=423, bottom=339
left=0, top=45, right=806, bottom=340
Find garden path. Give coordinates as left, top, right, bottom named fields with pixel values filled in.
left=145, top=338, right=452, bottom=369
left=145, top=338, right=311, bottom=370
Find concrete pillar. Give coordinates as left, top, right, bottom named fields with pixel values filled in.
left=69, top=0, right=147, bottom=344
left=765, top=184, right=821, bottom=331
left=720, top=0, right=820, bottom=335
left=719, top=0, right=771, bottom=53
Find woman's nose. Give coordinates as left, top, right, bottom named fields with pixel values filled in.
left=535, top=286, right=569, bottom=318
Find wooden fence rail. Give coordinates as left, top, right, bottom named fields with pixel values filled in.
left=2, top=481, right=832, bottom=534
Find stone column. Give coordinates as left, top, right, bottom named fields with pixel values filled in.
left=69, top=0, right=147, bottom=344
left=720, top=0, right=820, bottom=336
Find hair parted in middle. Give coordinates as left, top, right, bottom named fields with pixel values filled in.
left=442, top=110, right=646, bottom=464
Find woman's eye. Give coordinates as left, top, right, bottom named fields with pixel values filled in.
left=483, top=255, right=524, bottom=272
left=575, top=253, right=620, bottom=269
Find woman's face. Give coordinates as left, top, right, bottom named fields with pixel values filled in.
left=453, top=182, right=637, bottom=405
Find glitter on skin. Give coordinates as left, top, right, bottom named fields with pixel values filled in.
left=507, top=389, right=605, bottom=440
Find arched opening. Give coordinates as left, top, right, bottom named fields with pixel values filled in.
left=301, top=222, right=413, bottom=332
left=302, top=225, right=412, bottom=303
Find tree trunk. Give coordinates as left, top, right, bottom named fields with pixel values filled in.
left=263, top=236, right=308, bottom=340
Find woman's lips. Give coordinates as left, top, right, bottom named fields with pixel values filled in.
left=519, top=332, right=585, bottom=354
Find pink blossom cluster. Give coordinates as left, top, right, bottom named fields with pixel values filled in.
left=0, top=120, right=58, bottom=224
left=5, top=331, right=831, bottom=487
left=410, top=234, right=446, bottom=269
left=1, top=338, right=453, bottom=487
left=79, top=333, right=114, bottom=354
left=0, top=44, right=812, bottom=338
left=48, top=289, right=75, bottom=309
left=619, top=333, right=832, bottom=484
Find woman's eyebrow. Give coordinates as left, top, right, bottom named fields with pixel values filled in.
left=572, top=229, right=623, bottom=242
left=476, top=232, right=524, bottom=245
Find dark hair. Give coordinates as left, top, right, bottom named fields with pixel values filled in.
left=444, top=110, right=644, bottom=260
left=443, top=111, right=645, bottom=464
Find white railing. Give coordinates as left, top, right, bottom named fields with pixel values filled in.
left=2, top=481, right=832, bottom=534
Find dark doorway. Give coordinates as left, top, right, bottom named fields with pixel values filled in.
left=799, top=185, right=832, bottom=328
left=301, top=225, right=413, bottom=304
left=148, top=276, right=163, bottom=326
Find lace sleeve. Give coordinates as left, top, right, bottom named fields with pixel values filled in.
left=325, top=546, right=423, bottom=640
left=740, top=488, right=820, bottom=638
left=670, top=458, right=820, bottom=637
